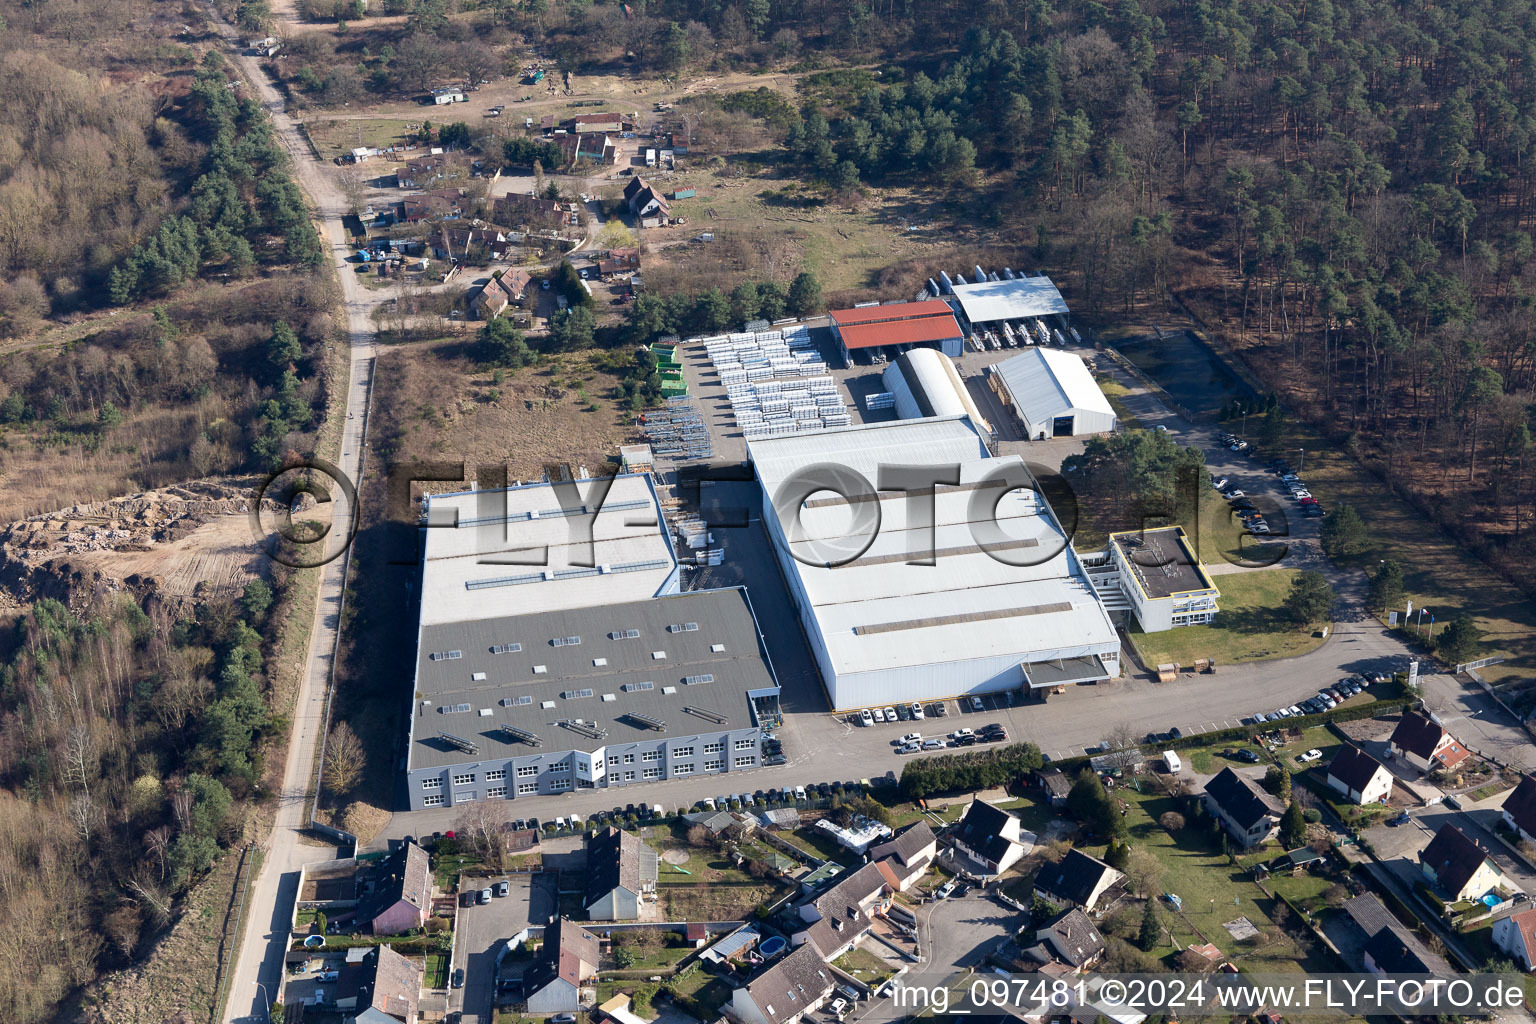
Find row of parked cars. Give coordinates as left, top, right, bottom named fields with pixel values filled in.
left=856, top=700, right=948, bottom=726
left=1268, top=458, right=1326, bottom=519
left=896, top=723, right=1008, bottom=754
left=1246, top=673, right=1380, bottom=724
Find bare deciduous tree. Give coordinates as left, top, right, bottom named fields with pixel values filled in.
left=454, top=801, right=510, bottom=870
left=324, top=722, right=366, bottom=800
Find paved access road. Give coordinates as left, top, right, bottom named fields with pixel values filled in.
left=211, top=9, right=380, bottom=1022
left=452, top=874, right=556, bottom=1024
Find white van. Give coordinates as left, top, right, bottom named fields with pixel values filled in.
left=1163, top=751, right=1182, bottom=773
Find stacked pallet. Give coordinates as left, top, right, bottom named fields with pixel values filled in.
left=697, top=323, right=846, bottom=436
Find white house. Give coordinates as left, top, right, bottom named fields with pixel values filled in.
left=729, top=944, right=835, bottom=1024
left=1326, top=746, right=1394, bottom=805
left=1502, top=775, right=1536, bottom=843
left=1419, top=824, right=1508, bottom=902
left=1389, top=711, right=1471, bottom=774
left=1494, top=907, right=1536, bottom=970
left=1202, top=767, right=1282, bottom=848
left=950, top=800, right=1030, bottom=877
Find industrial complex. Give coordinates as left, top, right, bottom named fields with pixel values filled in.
left=403, top=478, right=782, bottom=809
left=748, top=415, right=1124, bottom=711
left=399, top=270, right=1215, bottom=798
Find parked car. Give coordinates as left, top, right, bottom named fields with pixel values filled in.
left=859, top=708, right=873, bottom=726
left=1388, top=812, right=1413, bottom=827
left=969, top=696, right=985, bottom=711
left=1169, top=726, right=1184, bottom=739
left=910, top=702, right=925, bottom=720
left=495, top=880, right=510, bottom=897
left=452, top=968, right=465, bottom=989
left=871, top=707, right=885, bottom=723
left=1298, top=748, right=1323, bottom=763
left=1211, top=477, right=1230, bottom=491
left=1236, top=749, right=1261, bottom=762
left=1291, top=489, right=1313, bottom=500
left=900, top=732, right=922, bottom=745
left=954, top=734, right=978, bottom=746
left=895, top=703, right=911, bottom=721
left=936, top=879, right=958, bottom=899
left=883, top=706, right=898, bottom=722
left=460, top=891, right=475, bottom=907
left=922, top=739, right=946, bottom=750
left=1224, top=489, right=1246, bottom=499
left=478, top=888, right=492, bottom=904
left=897, top=743, right=920, bottom=755
left=951, top=728, right=975, bottom=739
left=931, top=702, right=948, bottom=717
left=550, top=1015, right=576, bottom=1024
left=830, top=999, right=850, bottom=1019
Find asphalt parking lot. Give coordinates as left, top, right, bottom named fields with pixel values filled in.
left=452, top=872, right=556, bottom=1024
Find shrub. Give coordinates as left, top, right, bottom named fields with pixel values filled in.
left=1158, top=811, right=1185, bottom=832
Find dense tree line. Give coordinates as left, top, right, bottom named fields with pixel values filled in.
left=0, top=578, right=294, bottom=1022
left=623, top=271, right=823, bottom=344
left=898, top=741, right=1043, bottom=798
left=1062, top=430, right=1208, bottom=538
left=108, top=54, right=324, bottom=304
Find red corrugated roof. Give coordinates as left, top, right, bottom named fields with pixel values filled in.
left=829, top=299, right=955, bottom=326
left=837, top=312, right=963, bottom=349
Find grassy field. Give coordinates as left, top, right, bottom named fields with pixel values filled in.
left=1129, top=567, right=1329, bottom=667
left=1094, top=785, right=1331, bottom=969
left=646, top=821, right=770, bottom=884
left=659, top=881, right=784, bottom=920
left=306, top=117, right=419, bottom=160
left=624, top=160, right=1012, bottom=296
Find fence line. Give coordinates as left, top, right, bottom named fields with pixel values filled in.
left=209, top=842, right=258, bottom=1023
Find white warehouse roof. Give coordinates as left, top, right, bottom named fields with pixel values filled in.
left=950, top=276, right=1068, bottom=324
left=748, top=417, right=1117, bottom=684
left=881, top=349, right=991, bottom=433
left=995, top=348, right=1116, bottom=427
left=419, top=475, right=678, bottom=626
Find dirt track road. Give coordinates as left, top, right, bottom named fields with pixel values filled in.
left=211, top=15, right=381, bottom=1024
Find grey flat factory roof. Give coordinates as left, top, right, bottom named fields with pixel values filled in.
left=1110, top=527, right=1215, bottom=599
left=409, top=588, right=776, bottom=770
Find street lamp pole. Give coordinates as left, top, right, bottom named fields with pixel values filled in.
left=253, top=982, right=271, bottom=1022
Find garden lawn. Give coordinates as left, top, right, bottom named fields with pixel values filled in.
left=1129, top=568, right=1329, bottom=667
left=1090, top=786, right=1331, bottom=971
left=424, top=953, right=449, bottom=990
left=835, top=946, right=896, bottom=987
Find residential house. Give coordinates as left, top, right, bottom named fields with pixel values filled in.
left=791, top=861, right=889, bottom=960
left=356, top=841, right=432, bottom=935
left=1419, top=823, right=1507, bottom=901
left=585, top=826, right=659, bottom=921
left=1389, top=710, right=1471, bottom=774
left=553, top=132, right=621, bottom=167
left=867, top=821, right=937, bottom=892
left=434, top=226, right=513, bottom=263
left=524, top=918, right=601, bottom=1013
left=1033, top=848, right=1125, bottom=913
left=400, top=190, right=465, bottom=223
left=1362, top=923, right=1455, bottom=976
left=1325, top=746, right=1394, bottom=805
left=598, top=247, right=641, bottom=278
left=623, top=175, right=672, bottom=227
left=1339, top=892, right=1454, bottom=977
left=562, top=112, right=629, bottom=134
left=1493, top=907, right=1536, bottom=970
left=334, top=944, right=421, bottom=1024
left=494, top=192, right=570, bottom=232
left=1033, top=907, right=1105, bottom=970
left=1501, top=774, right=1536, bottom=843
left=1202, top=767, right=1283, bottom=848
left=950, top=799, right=1030, bottom=876
left=397, top=156, right=450, bottom=189
left=1037, top=768, right=1071, bottom=808
left=475, top=268, right=532, bottom=320
left=728, top=942, right=836, bottom=1024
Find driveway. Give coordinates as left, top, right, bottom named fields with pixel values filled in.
left=453, top=873, right=557, bottom=1024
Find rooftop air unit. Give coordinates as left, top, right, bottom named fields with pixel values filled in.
left=683, top=706, right=729, bottom=725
